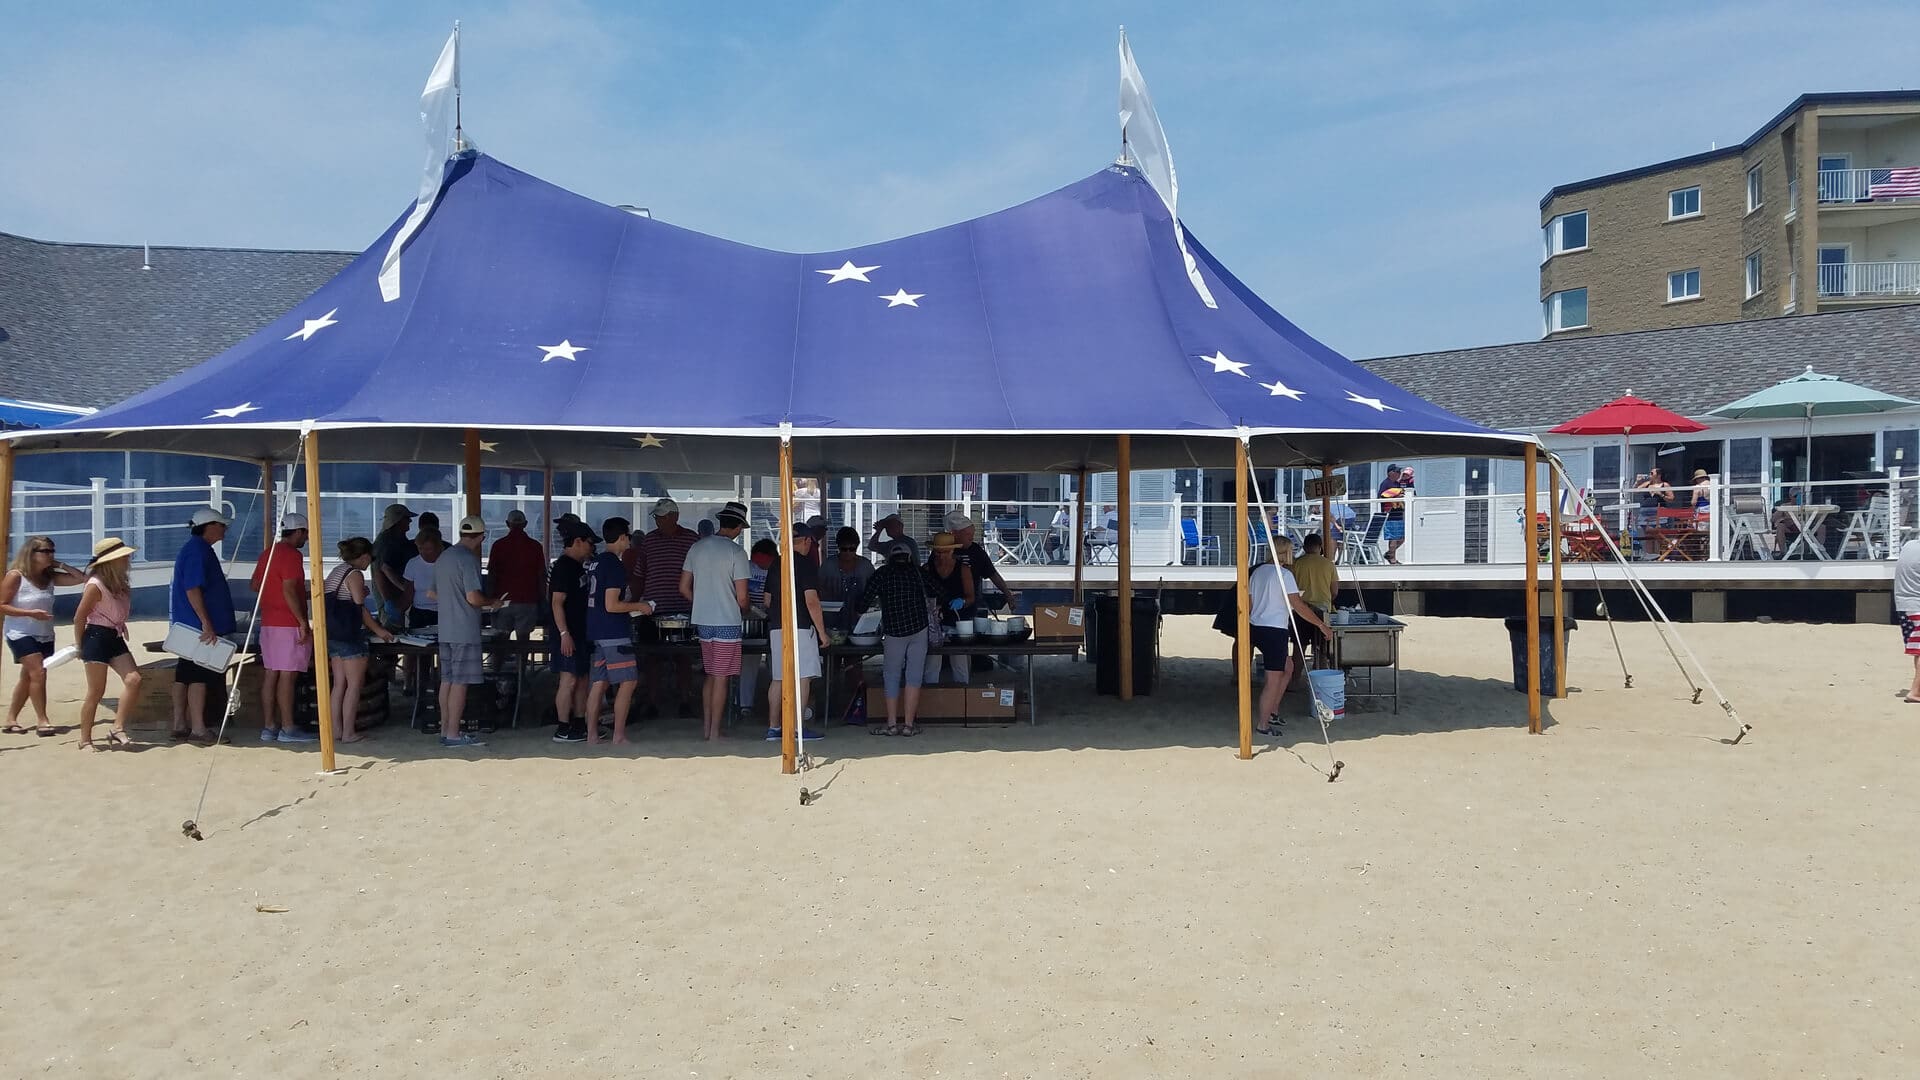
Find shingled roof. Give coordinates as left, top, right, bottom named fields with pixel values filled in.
left=0, top=231, right=354, bottom=409
left=1361, top=305, right=1920, bottom=431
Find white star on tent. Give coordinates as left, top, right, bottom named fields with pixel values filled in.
left=1345, top=390, right=1396, bottom=412
left=478, top=440, right=498, bottom=453
left=633, top=434, right=666, bottom=448
left=1260, top=379, right=1305, bottom=400
left=285, top=308, right=339, bottom=342
left=1200, top=351, right=1249, bottom=377
left=537, top=340, right=587, bottom=363
left=880, top=289, right=924, bottom=308
left=817, top=261, right=880, bottom=284
left=205, top=402, right=260, bottom=420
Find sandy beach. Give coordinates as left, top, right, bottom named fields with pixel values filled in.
left=1, top=613, right=1915, bottom=1078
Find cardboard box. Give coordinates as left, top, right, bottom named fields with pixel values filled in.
left=1032, top=604, right=1084, bottom=642
left=966, top=684, right=1021, bottom=720
left=864, top=685, right=969, bottom=718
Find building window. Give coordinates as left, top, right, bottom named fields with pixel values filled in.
left=1745, top=252, right=1763, bottom=299
left=1667, top=268, right=1701, bottom=302
left=1542, top=210, right=1589, bottom=259
left=1746, top=165, right=1763, bottom=212
left=1543, top=288, right=1589, bottom=334
left=1668, top=186, right=1701, bottom=220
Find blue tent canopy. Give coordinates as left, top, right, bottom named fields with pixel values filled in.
left=0, top=397, right=93, bottom=431
left=14, top=153, right=1527, bottom=473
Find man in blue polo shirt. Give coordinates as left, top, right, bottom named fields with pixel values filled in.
left=169, top=506, right=237, bottom=743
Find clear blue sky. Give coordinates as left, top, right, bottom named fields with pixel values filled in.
left=2, top=1, right=1913, bottom=358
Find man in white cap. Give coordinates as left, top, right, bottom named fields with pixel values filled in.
left=434, top=515, right=501, bottom=747
left=638, top=496, right=700, bottom=718
left=370, top=502, right=417, bottom=627
left=487, top=508, right=546, bottom=679
left=681, top=500, right=753, bottom=740
left=868, top=513, right=919, bottom=567
left=943, top=511, right=1019, bottom=612
left=168, top=506, right=236, bottom=743
left=247, top=512, right=317, bottom=743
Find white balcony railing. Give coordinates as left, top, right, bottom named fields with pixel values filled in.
left=1817, top=260, right=1920, bottom=299
left=1817, top=167, right=1920, bottom=204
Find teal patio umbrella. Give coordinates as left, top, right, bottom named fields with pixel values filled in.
left=1708, top=366, right=1919, bottom=496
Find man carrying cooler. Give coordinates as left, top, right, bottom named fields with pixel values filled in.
left=169, top=506, right=237, bottom=744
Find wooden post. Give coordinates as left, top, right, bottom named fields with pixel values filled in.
left=541, top=466, right=555, bottom=555
left=1072, top=468, right=1088, bottom=605
left=305, top=434, right=337, bottom=773
left=1524, top=443, right=1542, bottom=734
left=1235, top=439, right=1253, bottom=759
left=776, top=438, right=799, bottom=774
left=1549, top=459, right=1567, bottom=700
left=463, top=430, right=483, bottom=518
left=258, top=458, right=275, bottom=546
left=0, top=439, right=14, bottom=557
left=1319, top=464, right=1334, bottom=566
left=1116, top=435, right=1134, bottom=702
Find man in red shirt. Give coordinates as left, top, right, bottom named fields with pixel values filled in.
left=638, top=498, right=701, bottom=718
left=486, top=509, right=548, bottom=677
left=248, top=513, right=317, bottom=743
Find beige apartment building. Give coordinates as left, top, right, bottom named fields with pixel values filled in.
left=1539, top=91, right=1920, bottom=337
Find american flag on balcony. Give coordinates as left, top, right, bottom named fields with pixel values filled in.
left=1867, top=167, right=1920, bottom=198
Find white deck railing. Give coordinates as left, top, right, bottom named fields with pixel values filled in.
left=1817, top=167, right=1920, bottom=204
left=1817, top=260, right=1920, bottom=299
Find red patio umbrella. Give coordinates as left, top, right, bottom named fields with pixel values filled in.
left=1550, top=391, right=1707, bottom=522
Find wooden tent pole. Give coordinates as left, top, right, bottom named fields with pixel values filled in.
left=1549, top=459, right=1567, bottom=700
left=463, top=430, right=482, bottom=518
left=1524, top=443, right=1542, bottom=734
left=0, top=439, right=14, bottom=558
left=258, top=458, right=275, bottom=547
left=776, top=439, right=799, bottom=774
left=305, top=434, right=337, bottom=773
left=1319, top=464, right=1334, bottom=565
left=1072, top=468, right=1088, bottom=605
left=541, top=467, right=554, bottom=555
left=1116, top=435, right=1134, bottom=702
left=1235, top=439, right=1253, bottom=759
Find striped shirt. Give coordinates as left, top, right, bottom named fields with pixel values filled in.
left=637, top=524, right=699, bottom=615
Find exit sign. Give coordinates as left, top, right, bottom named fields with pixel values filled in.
left=1305, top=476, right=1348, bottom=500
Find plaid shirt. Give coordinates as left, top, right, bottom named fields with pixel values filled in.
left=859, top=562, right=931, bottom=637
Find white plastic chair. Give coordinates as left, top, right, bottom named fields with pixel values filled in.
left=1837, top=495, right=1889, bottom=560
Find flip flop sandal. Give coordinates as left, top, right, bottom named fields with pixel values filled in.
left=900, top=726, right=922, bottom=737
left=1254, top=725, right=1283, bottom=737
left=78, top=741, right=100, bottom=753
left=108, top=731, right=133, bottom=748
left=37, top=726, right=59, bottom=738
left=870, top=725, right=894, bottom=735
left=2, top=725, right=26, bottom=735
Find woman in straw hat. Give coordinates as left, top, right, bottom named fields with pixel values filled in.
left=922, top=532, right=976, bottom=687
left=2, top=535, right=85, bottom=736
left=72, top=538, right=142, bottom=750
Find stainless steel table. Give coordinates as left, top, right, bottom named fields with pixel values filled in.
left=1326, top=611, right=1405, bottom=714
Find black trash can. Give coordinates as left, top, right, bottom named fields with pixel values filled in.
left=1503, top=616, right=1577, bottom=696
left=1091, top=595, right=1160, bottom=696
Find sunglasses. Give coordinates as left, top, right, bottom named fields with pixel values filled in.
left=33, top=547, right=54, bottom=555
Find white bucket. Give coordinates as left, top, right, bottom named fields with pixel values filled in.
left=1308, top=669, right=1346, bottom=722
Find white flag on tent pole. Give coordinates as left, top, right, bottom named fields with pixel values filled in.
left=379, top=24, right=464, bottom=303
left=1118, top=29, right=1216, bottom=309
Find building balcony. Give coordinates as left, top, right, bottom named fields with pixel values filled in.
left=1818, top=168, right=1920, bottom=205
left=1817, top=260, right=1920, bottom=301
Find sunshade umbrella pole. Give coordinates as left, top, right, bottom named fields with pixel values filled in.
left=258, top=458, right=275, bottom=551
left=1319, top=465, right=1334, bottom=570
left=1524, top=443, right=1542, bottom=734
left=541, top=468, right=554, bottom=555
left=1117, top=435, right=1133, bottom=702
left=305, top=431, right=337, bottom=775
left=1234, top=437, right=1252, bottom=760
left=1072, top=469, right=1088, bottom=605
left=777, top=434, right=799, bottom=776
left=463, top=430, right=482, bottom=518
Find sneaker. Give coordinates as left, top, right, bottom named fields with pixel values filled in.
left=801, top=728, right=824, bottom=741
left=277, top=729, right=318, bottom=743
left=552, top=723, right=586, bottom=743
left=439, top=734, right=485, bottom=748
left=764, top=727, right=783, bottom=741
left=259, top=728, right=277, bottom=742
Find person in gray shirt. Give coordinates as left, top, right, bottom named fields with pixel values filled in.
left=1896, top=537, right=1920, bottom=703
left=434, top=516, right=499, bottom=747
left=679, top=501, right=752, bottom=740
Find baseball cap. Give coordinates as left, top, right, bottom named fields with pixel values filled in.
left=885, top=538, right=912, bottom=562
left=806, top=514, right=826, bottom=529
left=560, top=520, right=602, bottom=544
left=651, top=497, right=680, bottom=518
left=715, top=500, right=749, bottom=525
left=190, top=507, right=232, bottom=528
left=944, top=511, right=975, bottom=532
left=457, top=515, right=488, bottom=536
left=505, top=509, right=528, bottom=526
left=381, top=503, right=414, bottom=529
left=790, top=520, right=814, bottom=538
left=280, top=513, right=308, bottom=532
left=1385, top=464, right=1402, bottom=474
